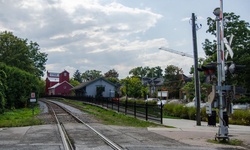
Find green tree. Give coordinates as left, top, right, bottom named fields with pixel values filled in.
left=37, top=78, right=46, bottom=97
left=28, top=41, right=48, bottom=77
left=0, top=69, right=7, bottom=113
left=0, top=31, right=48, bottom=77
left=164, top=65, right=184, bottom=98
left=129, top=66, right=163, bottom=79
left=154, top=66, right=163, bottom=77
left=69, top=78, right=80, bottom=87
left=104, top=69, right=119, bottom=85
left=0, top=63, right=40, bottom=109
left=202, top=12, right=250, bottom=89
left=129, top=66, right=148, bottom=79
left=104, top=69, right=119, bottom=79
left=81, top=70, right=102, bottom=81
left=73, top=70, right=82, bottom=83
left=120, top=77, right=148, bottom=98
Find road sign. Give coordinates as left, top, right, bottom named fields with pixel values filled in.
left=224, top=38, right=234, bottom=59
left=30, top=98, right=36, bottom=102
left=31, top=92, right=36, bottom=98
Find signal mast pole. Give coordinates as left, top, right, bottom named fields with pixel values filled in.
left=214, top=6, right=229, bottom=140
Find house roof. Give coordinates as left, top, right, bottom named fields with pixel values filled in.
left=71, top=77, right=116, bottom=90
left=142, top=77, right=164, bottom=86
left=48, top=81, right=73, bottom=89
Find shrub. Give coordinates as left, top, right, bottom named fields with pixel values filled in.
left=187, top=107, right=196, bottom=120
left=0, top=63, right=40, bottom=109
left=164, top=103, right=176, bottom=116
left=230, top=110, right=250, bottom=125
left=180, top=106, right=189, bottom=119
left=173, top=104, right=184, bottom=117
left=163, top=103, right=250, bottom=126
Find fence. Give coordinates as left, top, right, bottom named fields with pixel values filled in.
left=44, top=95, right=163, bottom=124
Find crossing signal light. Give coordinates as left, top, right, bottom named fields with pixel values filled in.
left=198, top=63, right=217, bottom=83
left=225, top=62, right=245, bottom=75
left=198, top=64, right=217, bottom=76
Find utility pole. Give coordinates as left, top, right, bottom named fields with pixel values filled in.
left=191, top=13, right=201, bottom=126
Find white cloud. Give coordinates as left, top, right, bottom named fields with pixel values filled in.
left=2, top=0, right=248, bottom=79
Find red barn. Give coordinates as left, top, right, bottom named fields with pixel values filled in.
left=45, top=70, right=73, bottom=95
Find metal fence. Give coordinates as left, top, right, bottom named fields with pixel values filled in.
left=44, top=95, right=163, bottom=124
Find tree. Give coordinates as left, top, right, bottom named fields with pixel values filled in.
left=120, top=77, right=148, bottom=98
left=69, top=78, right=80, bottom=87
left=202, top=12, right=250, bottom=90
left=73, top=70, right=82, bottom=83
left=0, top=63, right=40, bottom=109
left=104, top=69, right=119, bottom=78
left=164, top=65, right=184, bottom=98
left=104, top=69, right=119, bottom=85
left=129, top=66, right=163, bottom=79
left=81, top=70, right=102, bottom=81
left=0, top=69, right=7, bottom=113
left=154, top=66, right=163, bottom=77
left=129, top=66, right=148, bottom=79
left=0, top=31, right=48, bottom=77
left=28, top=41, right=48, bottom=77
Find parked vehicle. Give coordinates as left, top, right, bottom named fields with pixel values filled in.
left=233, top=104, right=249, bottom=110
left=145, top=98, right=159, bottom=102
left=157, top=100, right=167, bottom=106
left=168, top=99, right=182, bottom=104
left=185, top=101, right=206, bottom=108
left=145, top=98, right=167, bottom=107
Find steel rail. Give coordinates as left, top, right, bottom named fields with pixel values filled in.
left=48, top=100, right=123, bottom=150
left=47, top=101, right=72, bottom=150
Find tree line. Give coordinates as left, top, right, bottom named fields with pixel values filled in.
left=0, top=31, right=47, bottom=113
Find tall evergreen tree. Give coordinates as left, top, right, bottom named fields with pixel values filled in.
left=73, top=70, right=82, bottom=83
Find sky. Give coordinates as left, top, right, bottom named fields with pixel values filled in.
left=0, top=0, right=249, bottom=79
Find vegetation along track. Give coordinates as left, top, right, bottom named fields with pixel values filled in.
left=40, top=99, right=123, bottom=150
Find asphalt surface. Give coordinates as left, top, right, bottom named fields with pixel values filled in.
left=149, top=118, right=250, bottom=149
left=0, top=101, right=249, bottom=150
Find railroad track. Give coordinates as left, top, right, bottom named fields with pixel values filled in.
left=40, top=99, right=123, bottom=150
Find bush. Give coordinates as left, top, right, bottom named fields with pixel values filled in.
left=163, top=103, right=198, bottom=119
left=230, top=110, right=250, bottom=125
left=187, top=107, right=196, bottom=120
left=0, top=63, right=40, bottom=109
left=163, top=103, right=208, bottom=121
left=180, top=106, right=189, bottom=119
left=164, top=103, right=177, bottom=116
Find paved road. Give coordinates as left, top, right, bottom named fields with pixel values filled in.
left=148, top=118, right=250, bottom=149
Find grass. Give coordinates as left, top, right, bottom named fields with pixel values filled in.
left=207, top=139, right=244, bottom=146
left=0, top=98, right=170, bottom=128
left=0, top=107, right=43, bottom=127
left=163, top=114, right=182, bottom=119
left=58, top=99, right=169, bottom=128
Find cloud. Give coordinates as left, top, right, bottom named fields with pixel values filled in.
left=0, top=0, right=194, bottom=79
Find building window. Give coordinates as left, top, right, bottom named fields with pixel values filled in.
left=64, top=72, right=67, bottom=76
left=64, top=86, right=66, bottom=89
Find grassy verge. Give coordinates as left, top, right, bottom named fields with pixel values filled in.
left=0, top=107, right=43, bottom=127
left=58, top=99, right=168, bottom=128
left=207, top=139, right=244, bottom=147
